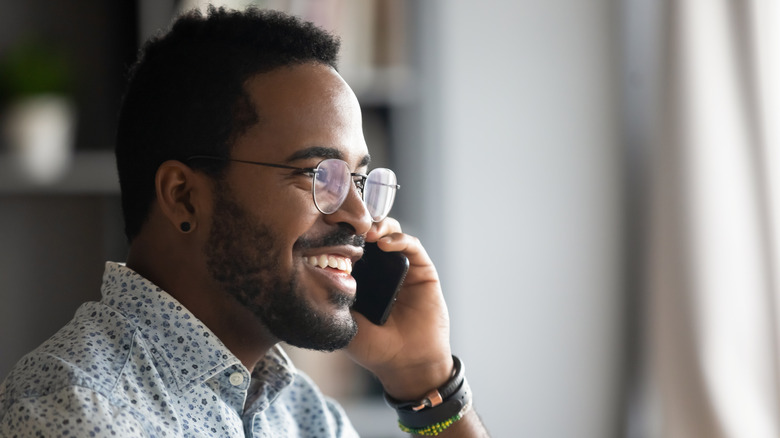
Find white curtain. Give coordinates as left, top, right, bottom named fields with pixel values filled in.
left=635, top=1, right=780, bottom=436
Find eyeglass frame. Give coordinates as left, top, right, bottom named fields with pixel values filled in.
left=185, top=155, right=400, bottom=220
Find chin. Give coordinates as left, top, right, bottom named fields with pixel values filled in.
left=261, top=290, right=358, bottom=352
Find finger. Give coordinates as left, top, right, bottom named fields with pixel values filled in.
left=366, top=217, right=402, bottom=242
left=376, top=232, right=419, bottom=256
left=376, top=233, right=436, bottom=273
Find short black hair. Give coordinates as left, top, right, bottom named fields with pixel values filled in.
left=115, top=6, right=340, bottom=242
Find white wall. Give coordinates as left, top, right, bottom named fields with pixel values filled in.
left=398, top=2, right=624, bottom=436
left=0, top=2, right=625, bottom=436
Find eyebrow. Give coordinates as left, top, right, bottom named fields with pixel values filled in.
left=285, top=146, right=371, bottom=168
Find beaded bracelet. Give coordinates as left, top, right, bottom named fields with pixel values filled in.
left=397, top=400, right=472, bottom=436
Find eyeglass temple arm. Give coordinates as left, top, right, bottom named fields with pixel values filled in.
left=371, top=182, right=401, bottom=189
left=349, top=173, right=400, bottom=190
left=187, top=156, right=397, bottom=189
left=186, top=155, right=314, bottom=173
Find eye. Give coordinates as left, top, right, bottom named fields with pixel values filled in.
left=353, top=175, right=366, bottom=196
left=294, top=169, right=315, bottom=178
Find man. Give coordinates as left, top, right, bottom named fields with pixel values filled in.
left=0, top=7, right=489, bottom=437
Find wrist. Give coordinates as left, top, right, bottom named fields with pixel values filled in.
left=384, top=355, right=473, bottom=436
left=377, top=355, right=454, bottom=401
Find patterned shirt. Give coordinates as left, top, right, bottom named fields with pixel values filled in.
left=0, top=262, right=359, bottom=437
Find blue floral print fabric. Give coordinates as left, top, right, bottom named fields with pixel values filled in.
left=0, top=262, right=358, bottom=437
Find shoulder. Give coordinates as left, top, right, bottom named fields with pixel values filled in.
left=0, top=301, right=138, bottom=418
left=0, top=384, right=146, bottom=437
left=0, top=301, right=167, bottom=436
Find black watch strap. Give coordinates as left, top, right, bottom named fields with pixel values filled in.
left=397, top=378, right=471, bottom=428
left=384, top=356, right=471, bottom=428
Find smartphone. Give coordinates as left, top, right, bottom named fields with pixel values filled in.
left=351, top=242, right=410, bottom=325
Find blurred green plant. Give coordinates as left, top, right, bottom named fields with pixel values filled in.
left=0, top=39, right=73, bottom=104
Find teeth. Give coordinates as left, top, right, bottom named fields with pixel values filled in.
left=305, top=254, right=352, bottom=274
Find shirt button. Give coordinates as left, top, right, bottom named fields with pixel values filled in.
left=229, top=372, right=245, bottom=386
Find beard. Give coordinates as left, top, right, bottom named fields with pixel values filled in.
left=204, top=182, right=359, bottom=351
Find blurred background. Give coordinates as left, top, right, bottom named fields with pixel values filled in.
left=3, top=1, right=780, bottom=437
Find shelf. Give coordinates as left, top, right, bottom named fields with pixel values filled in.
left=0, top=151, right=119, bottom=195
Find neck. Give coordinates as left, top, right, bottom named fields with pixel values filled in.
left=126, top=235, right=277, bottom=371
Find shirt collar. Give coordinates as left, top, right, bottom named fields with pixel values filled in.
left=101, top=262, right=246, bottom=391
left=246, top=345, right=296, bottom=413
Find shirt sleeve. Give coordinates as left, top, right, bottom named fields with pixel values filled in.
left=324, top=395, right=360, bottom=438
left=1, top=385, right=147, bottom=437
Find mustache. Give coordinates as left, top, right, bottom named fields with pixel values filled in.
left=294, top=226, right=365, bottom=250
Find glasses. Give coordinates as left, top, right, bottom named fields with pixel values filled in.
left=187, top=155, right=400, bottom=222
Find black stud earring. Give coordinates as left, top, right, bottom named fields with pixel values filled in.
left=180, top=222, right=191, bottom=232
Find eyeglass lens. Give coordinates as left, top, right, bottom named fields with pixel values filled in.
left=312, top=159, right=397, bottom=221
left=364, top=168, right=397, bottom=221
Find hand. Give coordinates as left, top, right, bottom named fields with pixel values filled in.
left=347, top=217, right=454, bottom=400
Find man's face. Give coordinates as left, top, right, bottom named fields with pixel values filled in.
left=204, top=63, right=373, bottom=351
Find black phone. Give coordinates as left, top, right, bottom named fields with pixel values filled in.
left=351, top=242, right=410, bottom=325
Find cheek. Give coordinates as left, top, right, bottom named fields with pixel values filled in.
left=265, top=195, right=318, bottom=233
left=227, top=172, right=321, bottom=252
left=260, top=198, right=320, bottom=259
left=238, top=182, right=314, bottom=228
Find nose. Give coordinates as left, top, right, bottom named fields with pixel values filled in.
left=323, top=181, right=372, bottom=235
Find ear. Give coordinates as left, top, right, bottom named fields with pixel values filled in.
left=155, top=160, right=208, bottom=234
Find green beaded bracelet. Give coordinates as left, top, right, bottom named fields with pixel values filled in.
left=397, top=400, right=472, bottom=436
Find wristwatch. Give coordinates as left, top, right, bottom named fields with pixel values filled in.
left=384, top=356, right=471, bottom=429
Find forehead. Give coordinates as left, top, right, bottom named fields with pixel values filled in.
left=232, top=62, right=369, bottom=167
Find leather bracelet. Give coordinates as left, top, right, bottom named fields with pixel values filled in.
left=384, top=356, right=472, bottom=429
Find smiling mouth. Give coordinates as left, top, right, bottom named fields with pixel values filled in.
left=304, top=254, right=353, bottom=275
